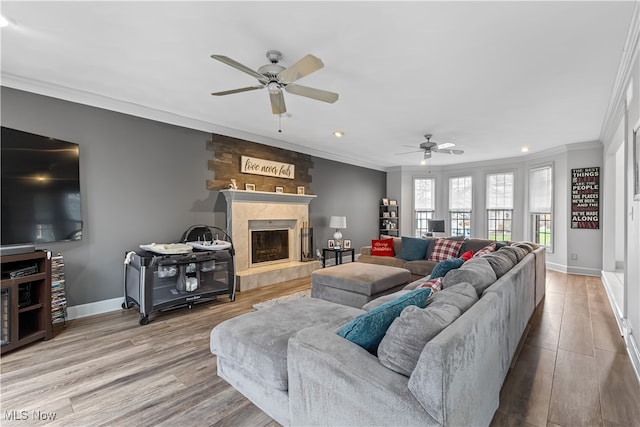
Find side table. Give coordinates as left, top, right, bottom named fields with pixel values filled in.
left=322, top=248, right=355, bottom=268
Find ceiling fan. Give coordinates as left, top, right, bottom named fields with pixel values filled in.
left=395, top=134, right=464, bottom=160
left=210, top=50, right=339, bottom=115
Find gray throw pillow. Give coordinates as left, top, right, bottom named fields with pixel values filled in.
left=500, top=246, right=528, bottom=262
left=428, top=282, right=478, bottom=313
left=377, top=303, right=461, bottom=377
left=482, top=251, right=516, bottom=278
left=442, top=257, right=497, bottom=296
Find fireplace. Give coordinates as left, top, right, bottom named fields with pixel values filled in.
left=222, top=189, right=319, bottom=290
left=251, top=229, right=289, bottom=265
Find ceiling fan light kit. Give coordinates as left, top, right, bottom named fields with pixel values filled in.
left=210, top=49, right=339, bottom=115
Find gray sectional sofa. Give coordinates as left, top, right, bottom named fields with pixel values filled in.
left=210, top=243, right=546, bottom=426
left=358, top=236, right=497, bottom=280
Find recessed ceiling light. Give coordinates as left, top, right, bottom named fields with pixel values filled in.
left=521, top=146, right=530, bottom=152
left=0, top=15, right=9, bottom=28
left=333, top=130, right=344, bottom=138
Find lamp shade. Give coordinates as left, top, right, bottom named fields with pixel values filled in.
left=329, top=216, right=347, bottom=229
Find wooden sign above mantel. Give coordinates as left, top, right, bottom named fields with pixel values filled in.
left=240, top=156, right=295, bottom=179
left=206, top=133, right=313, bottom=192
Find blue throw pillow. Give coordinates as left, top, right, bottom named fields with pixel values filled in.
left=430, top=257, right=465, bottom=279
left=395, top=236, right=430, bottom=261
left=337, top=288, right=432, bottom=354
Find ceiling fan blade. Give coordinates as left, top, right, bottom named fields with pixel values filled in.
left=394, top=150, right=423, bottom=155
left=278, top=54, right=324, bottom=83
left=431, top=148, right=464, bottom=155
left=285, top=84, right=339, bottom=103
left=211, top=85, right=264, bottom=96
left=269, top=91, right=287, bottom=115
left=211, top=55, right=267, bottom=82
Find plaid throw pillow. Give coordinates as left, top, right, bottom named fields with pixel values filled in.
left=416, top=276, right=443, bottom=292
left=429, top=239, right=464, bottom=261
left=473, top=243, right=496, bottom=258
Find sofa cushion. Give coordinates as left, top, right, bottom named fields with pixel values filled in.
left=428, top=282, right=478, bottom=313
left=357, top=254, right=407, bottom=270
left=430, top=257, right=464, bottom=279
left=377, top=303, right=461, bottom=377
left=395, top=236, right=430, bottom=261
left=500, top=245, right=528, bottom=262
left=473, top=243, right=496, bottom=257
left=371, top=238, right=395, bottom=257
left=361, top=289, right=418, bottom=311
left=337, top=288, right=432, bottom=354
left=380, top=235, right=404, bottom=255
left=442, top=257, right=497, bottom=296
left=460, top=238, right=495, bottom=255
left=496, top=247, right=518, bottom=264
left=403, top=259, right=438, bottom=277
left=429, top=238, right=464, bottom=261
left=415, top=276, right=443, bottom=292
left=481, top=251, right=516, bottom=278
left=512, top=241, right=538, bottom=251
left=210, top=298, right=363, bottom=391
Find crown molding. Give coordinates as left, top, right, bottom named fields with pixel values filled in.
left=0, top=73, right=387, bottom=172
left=600, top=1, right=640, bottom=146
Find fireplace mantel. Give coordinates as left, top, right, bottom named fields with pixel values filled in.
left=221, top=189, right=316, bottom=205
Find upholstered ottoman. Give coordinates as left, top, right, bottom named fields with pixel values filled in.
left=311, top=263, right=411, bottom=308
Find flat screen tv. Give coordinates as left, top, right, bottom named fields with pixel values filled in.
left=1, top=127, right=82, bottom=246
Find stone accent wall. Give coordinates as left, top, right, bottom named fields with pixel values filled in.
left=206, top=133, right=314, bottom=193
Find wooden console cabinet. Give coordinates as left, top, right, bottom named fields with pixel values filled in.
left=1, top=250, right=52, bottom=353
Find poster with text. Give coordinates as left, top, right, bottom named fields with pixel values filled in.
left=571, top=167, right=599, bottom=229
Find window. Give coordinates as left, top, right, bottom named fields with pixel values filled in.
left=486, top=172, right=514, bottom=241
left=414, top=177, right=435, bottom=237
left=449, top=176, right=472, bottom=237
left=529, top=165, right=553, bottom=248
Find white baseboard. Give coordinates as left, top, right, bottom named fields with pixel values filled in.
left=624, top=327, right=640, bottom=388
left=67, top=297, right=123, bottom=320
left=546, top=262, right=600, bottom=276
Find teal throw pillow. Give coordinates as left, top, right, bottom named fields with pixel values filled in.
left=430, top=257, right=465, bottom=279
left=337, top=288, right=432, bottom=354
left=395, top=236, right=430, bottom=261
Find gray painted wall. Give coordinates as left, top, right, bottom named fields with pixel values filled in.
left=309, top=157, right=386, bottom=257
left=1, top=87, right=386, bottom=307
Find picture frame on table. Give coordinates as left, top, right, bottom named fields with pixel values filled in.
left=297, top=186, right=305, bottom=195
left=327, top=239, right=335, bottom=248
left=344, top=239, right=352, bottom=249
left=245, top=183, right=256, bottom=191
left=275, top=186, right=284, bottom=193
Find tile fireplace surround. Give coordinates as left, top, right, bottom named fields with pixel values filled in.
left=221, top=190, right=321, bottom=290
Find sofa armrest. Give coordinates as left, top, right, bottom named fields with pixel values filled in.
left=288, top=327, right=437, bottom=426
left=408, top=292, right=502, bottom=426
left=360, top=245, right=372, bottom=256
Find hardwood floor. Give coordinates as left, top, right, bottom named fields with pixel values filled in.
left=1, top=271, right=638, bottom=426
left=491, top=270, right=640, bottom=427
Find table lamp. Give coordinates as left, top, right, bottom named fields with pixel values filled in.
left=329, top=216, right=347, bottom=249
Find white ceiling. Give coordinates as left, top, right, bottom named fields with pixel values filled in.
left=0, top=1, right=635, bottom=170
